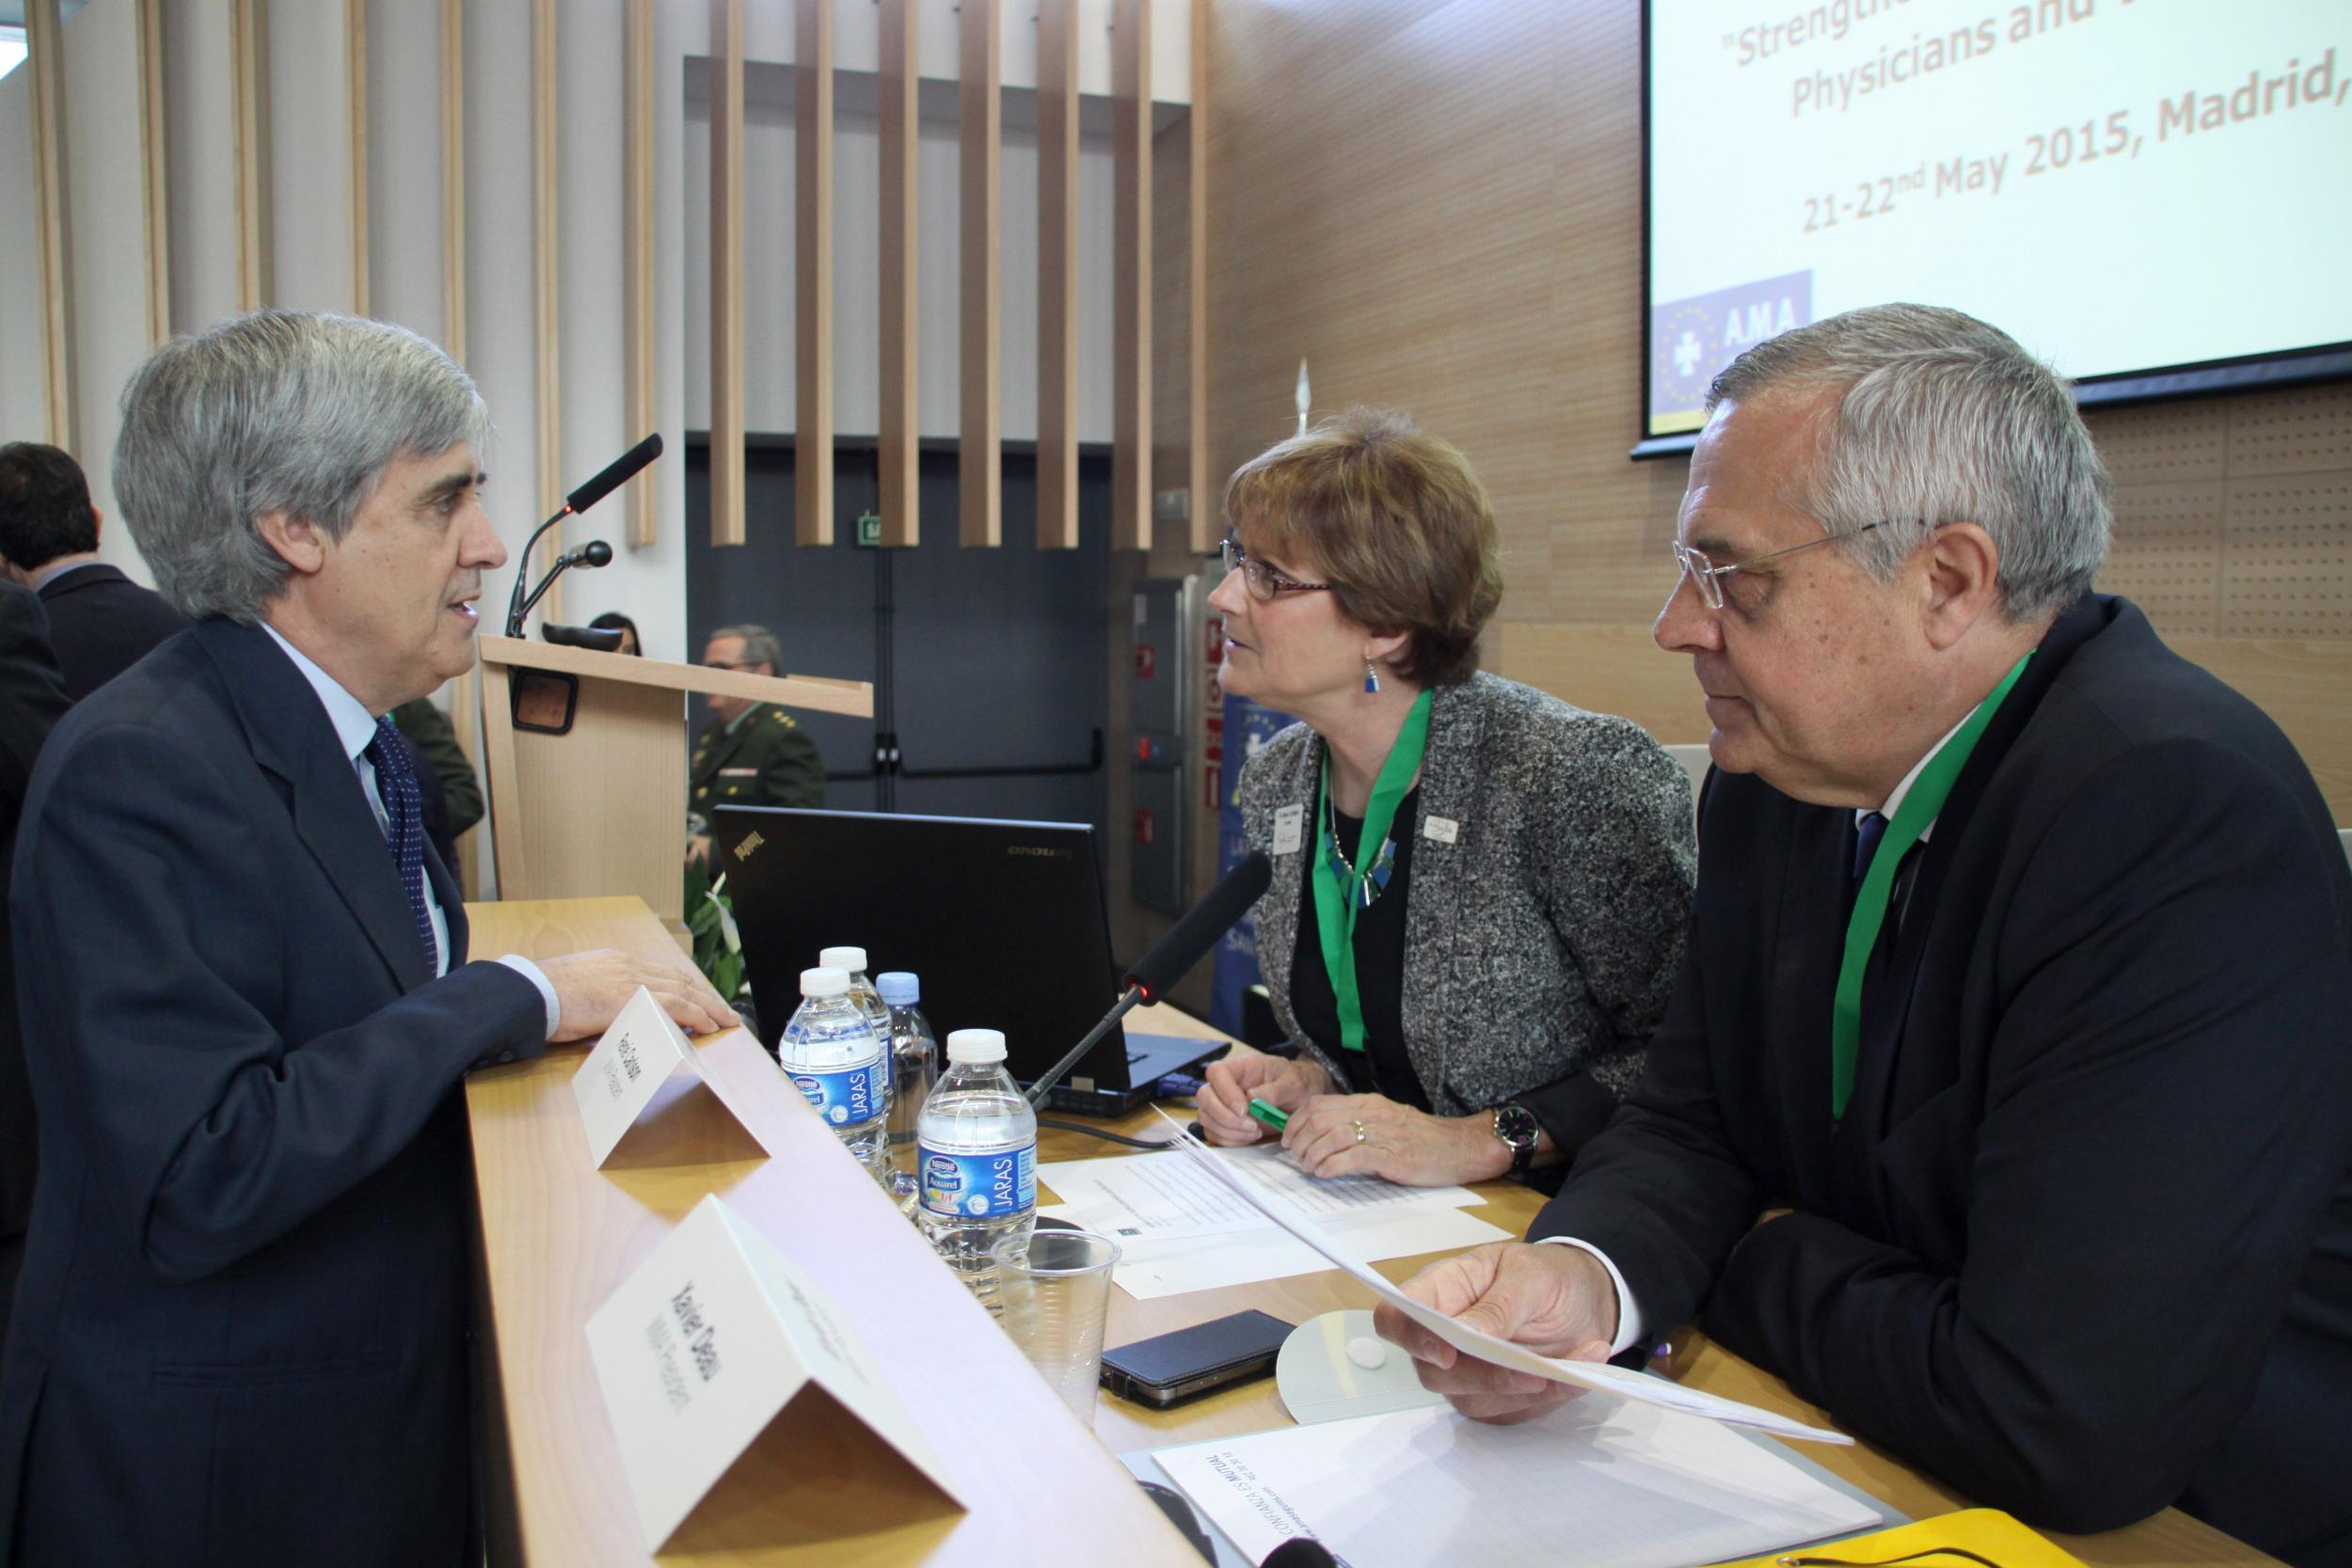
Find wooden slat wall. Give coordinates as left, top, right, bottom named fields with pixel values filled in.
left=346, top=0, right=370, bottom=316
left=1206, top=0, right=2352, bottom=819
left=230, top=0, right=270, bottom=313
left=1035, top=0, right=1079, bottom=551
left=532, top=0, right=564, bottom=607
left=440, top=0, right=466, bottom=364
left=876, top=0, right=920, bottom=547
left=707, top=0, right=746, bottom=547
left=26, top=0, right=73, bottom=451
left=959, top=0, right=1002, bottom=548
left=625, top=0, right=658, bottom=548
left=1110, top=0, right=1153, bottom=552
left=794, top=0, right=834, bottom=546
left=1185, top=0, right=1211, bottom=551
left=136, top=0, right=169, bottom=344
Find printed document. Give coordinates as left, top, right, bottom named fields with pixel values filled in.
left=1154, top=1395, right=1881, bottom=1568
left=1148, top=1112, right=1851, bottom=1443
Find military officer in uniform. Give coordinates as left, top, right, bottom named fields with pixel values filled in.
left=689, top=623, right=823, bottom=861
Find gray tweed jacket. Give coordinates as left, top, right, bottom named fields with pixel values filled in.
left=1237, top=672, right=1695, bottom=1142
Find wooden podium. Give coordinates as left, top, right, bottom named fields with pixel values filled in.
left=475, top=636, right=872, bottom=925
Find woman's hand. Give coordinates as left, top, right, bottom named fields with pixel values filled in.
left=1283, top=1094, right=1510, bottom=1186
left=1197, top=1051, right=1334, bottom=1146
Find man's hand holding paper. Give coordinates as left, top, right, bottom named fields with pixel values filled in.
left=1375, top=1241, right=1619, bottom=1423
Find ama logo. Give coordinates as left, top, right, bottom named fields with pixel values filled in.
left=1649, top=271, right=1814, bottom=433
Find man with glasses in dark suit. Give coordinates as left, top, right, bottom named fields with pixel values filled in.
left=1377, top=304, right=2352, bottom=1568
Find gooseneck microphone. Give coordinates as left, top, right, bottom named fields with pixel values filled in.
left=510, top=540, right=614, bottom=629
left=1024, top=851, right=1274, bottom=1108
left=504, top=434, right=662, bottom=638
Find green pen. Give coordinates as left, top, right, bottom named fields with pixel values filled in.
left=1247, top=1098, right=1290, bottom=1132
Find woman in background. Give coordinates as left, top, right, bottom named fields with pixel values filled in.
left=588, top=610, right=641, bottom=656
left=1197, top=409, right=1693, bottom=1189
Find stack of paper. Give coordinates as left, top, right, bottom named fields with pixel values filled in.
left=1152, top=1395, right=1883, bottom=1568
left=1038, top=1143, right=1511, bottom=1299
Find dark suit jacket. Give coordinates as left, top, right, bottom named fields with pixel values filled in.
left=0, top=618, right=548, bottom=1568
left=1533, top=596, right=2352, bottom=1566
left=33, top=562, right=187, bottom=703
left=0, top=585, right=69, bottom=1352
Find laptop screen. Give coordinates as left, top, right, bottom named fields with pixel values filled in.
left=711, top=806, right=1134, bottom=1092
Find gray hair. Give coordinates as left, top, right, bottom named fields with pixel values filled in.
left=1707, top=303, right=2110, bottom=622
left=708, top=624, right=782, bottom=672
left=113, top=310, right=489, bottom=624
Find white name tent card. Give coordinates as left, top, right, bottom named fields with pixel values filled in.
left=584, top=1193, right=965, bottom=1554
left=569, top=984, right=765, bottom=1167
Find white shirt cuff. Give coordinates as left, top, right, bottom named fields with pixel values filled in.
left=1535, top=1235, right=1647, bottom=1356
left=497, top=954, right=563, bottom=1039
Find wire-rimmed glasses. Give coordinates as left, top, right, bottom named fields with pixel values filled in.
left=1220, top=535, right=1335, bottom=603
left=1672, top=520, right=1892, bottom=610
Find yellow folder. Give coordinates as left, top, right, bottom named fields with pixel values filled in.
left=1713, top=1508, right=2089, bottom=1568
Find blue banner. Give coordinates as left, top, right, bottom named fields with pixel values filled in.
left=1649, top=270, right=1813, bottom=434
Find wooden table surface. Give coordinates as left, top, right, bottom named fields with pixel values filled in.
left=1042, top=1011, right=2280, bottom=1568
left=462, top=896, right=1201, bottom=1568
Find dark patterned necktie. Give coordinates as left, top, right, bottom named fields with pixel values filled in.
left=364, top=716, right=440, bottom=975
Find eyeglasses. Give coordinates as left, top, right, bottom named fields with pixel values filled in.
left=704, top=659, right=762, bottom=673
left=1220, top=536, right=1334, bottom=603
left=1671, top=520, right=1891, bottom=610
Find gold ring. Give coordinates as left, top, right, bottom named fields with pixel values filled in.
left=1352, top=1119, right=1368, bottom=1145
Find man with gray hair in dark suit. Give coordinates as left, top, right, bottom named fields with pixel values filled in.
left=0, top=310, right=737, bottom=1567
left=1377, top=304, right=2352, bottom=1566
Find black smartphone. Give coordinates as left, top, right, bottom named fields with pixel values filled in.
left=1100, top=1309, right=1294, bottom=1408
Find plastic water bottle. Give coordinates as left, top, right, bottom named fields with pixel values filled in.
left=818, top=945, right=894, bottom=1139
left=916, top=1028, right=1037, bottom=1304
left=877, top=972, right=939, bottom=1168
left=778, top=967, right=890, bottom=1182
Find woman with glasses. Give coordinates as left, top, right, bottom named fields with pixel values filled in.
left=1196, top=409, right=1695, bottom=1189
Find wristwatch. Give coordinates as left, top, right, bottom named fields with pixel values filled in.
left=1489, top=1102, right=1539, bottom=1178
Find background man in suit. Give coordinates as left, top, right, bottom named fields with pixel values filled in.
left=0, top=583, right=68, bottom=1352
left=0, top=443, right=187, bottom=701
left=0, top=310, right=737, bottom=1568
left=687, top=622, right=823, bottom=862
left=1375, top=305, right=2352, bottom=1566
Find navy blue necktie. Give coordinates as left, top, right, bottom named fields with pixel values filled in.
left=364, top=717, right=440, bottom=976
left=1847, top=810, right=1888, bottom=908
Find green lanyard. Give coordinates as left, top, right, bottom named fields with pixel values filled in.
left=1312, top=689, right=1433, bottom=1055
left=1831, top=653, right=2030, bottom=1120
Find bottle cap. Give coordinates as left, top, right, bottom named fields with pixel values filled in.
left=799, top=966, right=850, bottom=999
left=818, top=945, right=868, bottom=974
left=876, top=971, right=920, bottom=1006
left=946, top=1028, right=1007, bottom=1064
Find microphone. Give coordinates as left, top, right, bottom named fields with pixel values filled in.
left=1024, top=851, right=1273, bottom=1108
left=511, top=539, right=614, bottom=629
left=1263, top=1543, right=1339, bottom=1568
left=505, top=435, right=663, bottom=636
left=566, top=433, right=663, bottom=515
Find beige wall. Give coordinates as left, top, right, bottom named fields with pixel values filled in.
left=1200, top=0, right=2352, bottom=819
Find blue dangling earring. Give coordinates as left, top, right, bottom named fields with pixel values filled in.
left=1363, top=659, right=1380, bottom=695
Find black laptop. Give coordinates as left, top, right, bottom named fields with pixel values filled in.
left=712, top=806, right=1222, bottom=1115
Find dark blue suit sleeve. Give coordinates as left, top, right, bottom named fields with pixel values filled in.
left=14, top=722, right=546, bottom=1282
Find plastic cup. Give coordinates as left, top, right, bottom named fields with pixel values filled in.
left=991, top=1228, right=1123, bottom=1426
